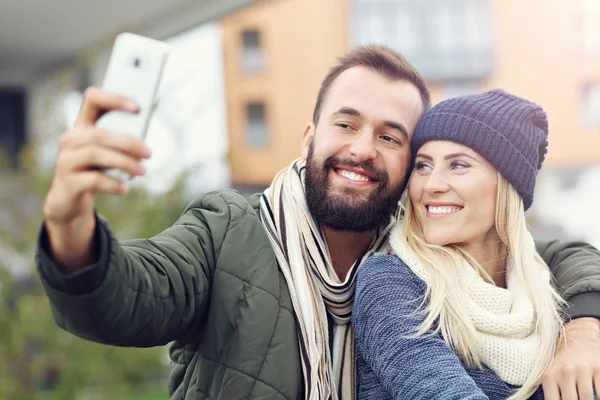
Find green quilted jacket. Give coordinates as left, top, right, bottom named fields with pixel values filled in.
left=35, top=190, right=600, bottom=399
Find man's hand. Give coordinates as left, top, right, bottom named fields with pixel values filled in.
left=543, top=317, right=600, bottom=400
left=42, top=87, right=151, bottom=272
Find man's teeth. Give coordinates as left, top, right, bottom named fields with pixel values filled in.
left=428, top=206, right=462, bottom=215
left=338, top=170, right=370, bottom=182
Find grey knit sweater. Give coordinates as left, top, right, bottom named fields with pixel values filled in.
left=352, top=254, right=545, bottom=400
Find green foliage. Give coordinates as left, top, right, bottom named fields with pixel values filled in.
left=0, top=148, right=192, bottom=399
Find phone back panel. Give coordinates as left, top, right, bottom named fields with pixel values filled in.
left=97, top=32, right=168, bottom=141
left=97, top=33, right=168, bottom=181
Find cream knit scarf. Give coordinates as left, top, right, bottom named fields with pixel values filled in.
left=259, top=158, right=393, bottom=400
left=390, top=223, right=546, bottom=386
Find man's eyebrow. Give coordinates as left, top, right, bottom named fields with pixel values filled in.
left=383, top=120, right=408, bottom=140
left=332, top=106, right=361, bottom=117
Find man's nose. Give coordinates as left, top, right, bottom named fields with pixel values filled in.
left=348, top=131, right=377, bottom=161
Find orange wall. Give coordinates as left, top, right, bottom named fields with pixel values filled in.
left=221, top=0, right=348, bottom=186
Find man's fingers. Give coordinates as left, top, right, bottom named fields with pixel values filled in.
left=576, top=372, right=596, bottom=400
left=59, top=127, right=151, bottom=159
left=560, top=385, right=580, bottom=400
left=42, top=86, right=143, bottom=233
left=544, top=364, right=578, bottom=400
left=544, top=319, right=600, bottom=400
left=74, top=87, right=139, bottom=128
left=557, top=369, right=580, bottom=400
left=68, top=171, right=129, bottom=196
left=542, top=375, right=561, bottom=400
left=59, top=145, right=146, bottom=178
left=91, top=128, right=152, bottom=159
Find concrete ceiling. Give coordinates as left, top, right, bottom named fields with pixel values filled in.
left=0, top=0, right=259, bottom=87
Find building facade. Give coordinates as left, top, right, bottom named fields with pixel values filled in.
left=222, top=0, right=600, bottom=189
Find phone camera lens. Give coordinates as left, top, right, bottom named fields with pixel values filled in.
left=133, top=58, right=141, bottom=68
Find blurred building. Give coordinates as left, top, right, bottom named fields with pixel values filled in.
left=221, top=0, right=600, bottom=245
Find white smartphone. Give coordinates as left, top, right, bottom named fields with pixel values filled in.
left=97, top=32, right=169, bottom=181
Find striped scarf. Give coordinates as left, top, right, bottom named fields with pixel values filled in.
left=259, top=158, right=393, bottom=400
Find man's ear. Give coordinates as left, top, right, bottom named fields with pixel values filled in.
left=301, top=123, right=314, bottom=159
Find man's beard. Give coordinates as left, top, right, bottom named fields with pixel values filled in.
left=304, top=145, right=406, bottom=232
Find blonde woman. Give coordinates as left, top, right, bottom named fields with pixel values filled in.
left=352, top=89, right=590, bottom=399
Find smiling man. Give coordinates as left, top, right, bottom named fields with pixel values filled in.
left=36, top=44, right=600, bottom=399
left=301, top=66, right=423, bottom=281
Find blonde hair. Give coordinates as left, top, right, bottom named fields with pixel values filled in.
left=402, top=172, right=564, bottom=400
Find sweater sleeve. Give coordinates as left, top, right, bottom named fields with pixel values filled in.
left=352, top=254, right=490, bottom=400
left=534, top=239, right=600, bottom=319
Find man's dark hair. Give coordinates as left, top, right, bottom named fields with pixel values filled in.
left=312, top=44, right=431, bottom=125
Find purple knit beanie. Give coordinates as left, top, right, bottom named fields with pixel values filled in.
left=411, top=89, right=549, bottom=210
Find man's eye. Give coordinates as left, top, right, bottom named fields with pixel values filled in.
left=337, top=123, right=352, bottom=129
left=380, top=135, right=401, bottom=145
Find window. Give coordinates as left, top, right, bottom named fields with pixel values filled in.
left=241, top=29, right=264, bottom=74
left=355, top=4, right=421, bottom=53
left=583, top=83, right=600, bottom=127
left=351, top=0, right=494, bottom=81
left=246, top=102, right=269, bottom=147
left=575, top=0, right=600, bottom=56
left=431, top=6, right=490, bottom=53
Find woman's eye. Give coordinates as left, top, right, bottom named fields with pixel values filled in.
left=450, top=161, right=470, bottom=170
left=414, top=162, right=430, bottom=171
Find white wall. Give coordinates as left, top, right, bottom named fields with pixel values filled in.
left=134, top=22, right=231, bottom=195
